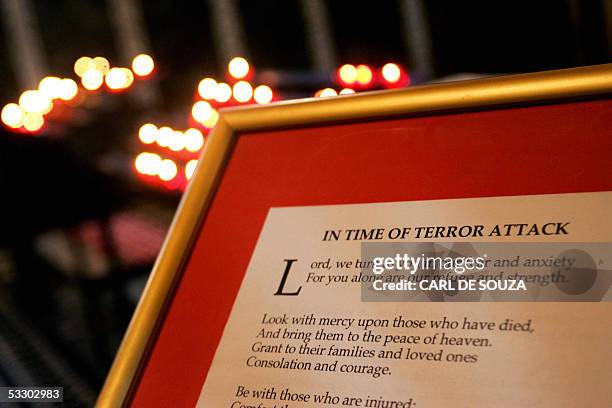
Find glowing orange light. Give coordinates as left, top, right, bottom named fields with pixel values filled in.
left=134, top=154, right=147, bottom=174
left=105, top=68, right=125, bottom=89
left=338, top=64, right=357, bottom=85
left=81, top=70, right=104, bottom=90
left=92, top=56, right=110, bottom=75
left=39, top=77, right=63, bottom=99
left=185, top=159, right=198, bottom=179
left=232, top=81, right=253, bottom=103
left=59, top=79, right=78, bottom=101
left=168, top=130, right=185, bottom=152
left=198, top=78, right=217, bottom=100
left=22, top=112, right=44, bottom=132
left=138, top=123, right=158, bottom=144
left=1, top=103, right=25, bottom=128
left=339, top=88, right=355, bottom=95
left=356, top=65, right=373, bottom=85
left=74, top=56, right=94, bottom=77
left=159, top=159, right=178, bottom=181
left=184, top=128, right=204, bottom=152
left=253, top=85, right=273, bottom=104
left=318, top=88, right=337, bottom=97
left=202, top=109, right=219, bottom=129
left=41, top=101, right=53, bottom=115
left=135, top=152, right=162, bottom=176
left=19, top=90, right=52, bottom=113
left=382, top=63, right=401, bottom=83
left=132, top=54, right=154, bottom=77
left=105, top=68, right=134, bottom=90
left=228, top=57, right=249, bottom=79
left=214, top=82, right=232, bottom=103
left=192, top=100, right=214, bottom=123
left=156, top=126, right=174, bottom=147
left=122, top=68, right=134, bottom=87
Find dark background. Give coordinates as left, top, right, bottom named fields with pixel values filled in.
left=0, top=1, right=610, bottom=406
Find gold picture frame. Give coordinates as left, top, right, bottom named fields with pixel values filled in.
left=97, top=63, right=612, bottom=407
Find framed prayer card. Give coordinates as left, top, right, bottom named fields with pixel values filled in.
left=98, top=64, right=612, bottom=407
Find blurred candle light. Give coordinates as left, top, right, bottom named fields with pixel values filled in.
left=198, top=78, right=217, bottom=100
left=81, top=70, right=104, bottom=90
left=228, top=57, right=249, bottom=79
left=138, top=123, right=158, bottom=144
left=22, top=112, right=44, bottom=132
left=59, top=78, right=78, bottom=101
left=135, top=152, right=162, bottom=176
left=158, top=159, right=178, bottom=181
left=122, top=68, right=134, bottom=87
left=318, top=88, right=338, bottom=97
left=105, top=68, right=124, bottom=89
left=185, top=159, right=198, bottom=179
left=105, top=67, right=133, bottom=90
left=338, top=64, right=357, bottom=85
left=1, top=103, right=25, bottom=128
left=356, top=65, right=373, bottom=85
left=41, top=101, right=53, bottom=114
left=192, top=100, right=214, bottom=123
left=74, top=56, right=94, bottom=77
left=132, top=54, right=154, bottom=77
left=134, top=153, right=147, bottom=174
left=93, top=57, right=110, bottom=75
left=214, top=82, right=232, bottom=103
left=232, top=81, right=253, bottom=103
left=382, top=63, right=401, bottom=83
left=39, top=77, right=63, bottom=99
left=168, top=130, right=185, bottom=151
left=253, top=85, right=273, bottom=104
left=184, top=128, right=204, bottom=152
left=156, top=126, right=174, bottom=147
left=202, top=109, right=219, bottom=128
left=19, top=90, right=52, bottom=113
